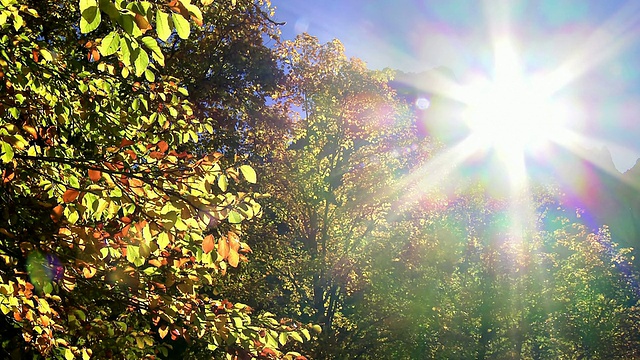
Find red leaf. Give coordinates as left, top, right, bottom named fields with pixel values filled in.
left=50, top=205, right=63, bottom=222
left=149, top=151, right=164, bottom=159
left=119, top=138, right=135, bottom=148
left=202, top=234, right=215, bottom=254
left=62, top=189, right=80, bottom=203
left=157, top=140, right=168, bottom=153
left=88, top=169, right=101, bottom=182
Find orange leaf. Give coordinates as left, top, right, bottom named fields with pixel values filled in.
left=32, top=49, right=38, bottom=62
left=2, top=169, right=15, bottom=184
left=168, top=0, right=190, bottom=19
left=83, top=266, right=96, bottom=279
left=50, top=205, right=63, bottom=222
left=149, top=151, right=164, bottom=159
left=134, top=13, right=152, bottom=33
left=22, top=125, right=37, bottom=139
left=148, top=259, right=163, bottom=267
left=217, top=235, right=229, bottom=259
left=62, top=189, right=80, bottom=203
left=202, top=234, right=215, bottom=254
left=91, top=48, right=100, bottom=62
left=157, top=140, right=168, bottom=153
left=191, top=14, right=203, bottom=27
left=128, top=178, right=146, bottom=197
left=228, top=231, right=240, bottom=251
left=88, top=169, right=101, bottom=182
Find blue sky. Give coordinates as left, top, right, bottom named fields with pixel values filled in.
left=271, top=0, right=640, bottom=172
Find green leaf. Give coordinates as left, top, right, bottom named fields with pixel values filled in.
left=42, top=282, right=53, bottom=295
left=8, top=107, right=19, bottom=119
left=39, top=49, right=53, bottom=62
left=0, top=142, right=14, bottom=163
left=98, top=31, right=120, bottom=56
left=79, top=0, right=101, bottom=33
left=144, top=69, right=155, bottom=82
left=98, top=0, right=119, bottom=20
left=278, top=332, right=287, bottom=346
left=217, top=174, right=228, bottom=192
left=140, top=36, right=162, bottom=59
left=64, top=347, right=74, bottom=360
left=157, top=232, right=170, bottom=250
left=228, top=210, right=242, bottom=224
left=239, top=165, right=257, bottom=184
left=79, top=0, right=94, bottom=12
left=185, top=3, right=203, bottom=25
left=289, top=331, right=303, bottom=343
left=12, top=12, right=23, bottom=31
left=134, top=48, right=149, bottom=77
left=171, top=12, right=190, bottom=39
left=155, top=10, right=171, bottom=42
left=126, top=245, right=140, bottom=264
left=118, top=12, right=141, bottom=37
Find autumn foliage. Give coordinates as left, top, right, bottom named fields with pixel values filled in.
left=2, top=1, right=640, bottom=360
left=0, top=0, right=312, bottom=359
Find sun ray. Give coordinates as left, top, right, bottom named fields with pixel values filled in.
left=545, top=1, right=640, bottom=95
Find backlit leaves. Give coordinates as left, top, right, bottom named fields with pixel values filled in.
left=98, top=31, right=120, bottom=56
left=240, top=164, right=257, bottom=184
left=79, top=0, right=100, bottom=33
left=0, top=1, right=313, bottom=359
left=202, top=234, right=215, bottom=253
left=172, top=12, right=190, bottom=39
left=155, top=9, right=171, bottom=42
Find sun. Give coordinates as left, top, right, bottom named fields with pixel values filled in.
left=459, top=40, right=571, bottom=188
left=462, top=40, right=568, bottom=151
left=464, top=76, right=566, bottom=153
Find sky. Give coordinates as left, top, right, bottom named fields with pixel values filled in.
left=270, top=0, right=640, bottom=173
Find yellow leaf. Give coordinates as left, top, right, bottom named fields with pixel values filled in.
left=158, top=324, right=169, bottom=339
left=217, top=235, right=229, bottom=259
left=228, top=248, right=239, bottom=267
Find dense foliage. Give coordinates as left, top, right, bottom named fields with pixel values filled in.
left=1, top=1, right=639, bottom=359
left=0, top=1, right=311, bottom=359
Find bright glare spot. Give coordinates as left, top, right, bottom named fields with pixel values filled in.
left=462, top=39, right=570, bottom=154
left=459, top=39, right=571, bottom=191
left=464, top=77, right=566, bottom=153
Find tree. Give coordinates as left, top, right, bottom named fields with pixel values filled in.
left=219, top=33, right=424, bottom=358
left=0, top=1, right=311, bottom=358
left=341, top=183, right=640, bottom=359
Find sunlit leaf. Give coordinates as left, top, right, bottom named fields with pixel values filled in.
left=98, top=31, right=120, bottom=56
left=171, top=12, right=190, bottom=39
left=202, top=234, right=215, bottom=254
left=79, top=0, right=101, bottom=33
left=239, top=165, right=257, bottom=183
left=155, top=9, right=172, bottom=42
left=62, top=189, right=80, bottom=203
